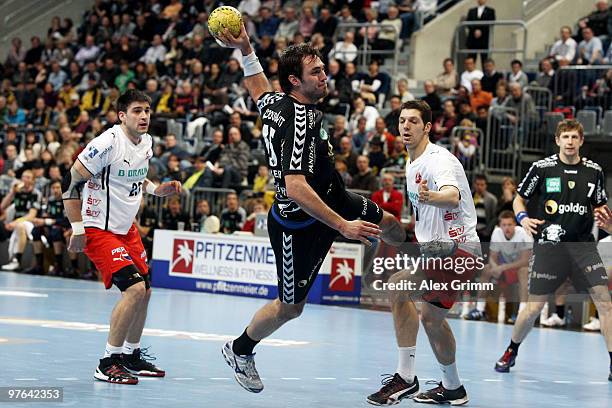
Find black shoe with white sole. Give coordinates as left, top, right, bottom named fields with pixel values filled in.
left=94, top=355, right=138, bottom=384
left=121, top=347, right=165, bottom=377
left=367, top=373, right=419, bottom=406
left=413, top=381, right=468, bottom=405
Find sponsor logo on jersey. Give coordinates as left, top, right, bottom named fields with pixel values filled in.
left=308, top=138, right=315, bottom=173
left=444, top=211, right=459, bottom=221
left=568, top=180, right=575, bottom=189
left=415, top=171, right=422, bottom=184
left=319, top=128, right=329, bottom=140
left=99, top=145, right=113, bottom=160
left=329, top=258, right=355, bottom=291
left=564, top=169, right=577, bottom=174
left=86, top=196, right=101, bottom=206
left=448, top=226, right=465, bottom=238
left=521, top=174, right=539, bottom=196
left=87, top=146, right=99, bottom=159
left=85, top=207, right=100, bottom=217
left=262, top=109, right=286, bottom=126
left=118, top=168, right=147, bottom=177
left=585, top=262, right=604, bottom=273
left=87, top=180, right=101, bottom=190
left=545, top=177, right=561, bottom=193
left=545, top=200, right=588, bottom=215
left=171, top=239, right=195, bottom=274
left=111, top=246, right=132, bottom=262
left=539, top=224, right=566, bottom=244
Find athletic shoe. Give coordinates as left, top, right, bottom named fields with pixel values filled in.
left=540, top=313, right=565, bottom=327
left=366, top=373, right=419, bottom=405
left=94, top=356, right=138, bottom=384
left=413, top=381, right=468, bottom=405
left=23, top=266, right=44, bottom=275
left=222, top=340, right=264, bottom=393
left=494, top=349, right=517, bottom=373
left=582, top=317, right=600, bottom=331
left=463, top=309, right=486, bottom=321
left=1, top=259, right=21, bottom=271
left=122, top=347, right=165, bottom=377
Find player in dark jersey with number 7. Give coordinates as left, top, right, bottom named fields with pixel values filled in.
left=214, top=24, right=406, bottom=393
left=494, top=119, right=612, bottom=382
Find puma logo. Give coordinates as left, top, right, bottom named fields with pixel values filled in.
left=124, top=159, right=131, bottom=166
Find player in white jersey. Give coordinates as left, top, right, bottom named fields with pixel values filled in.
left=62, top=90, right=181, bottom=385
left=465, top=210, right=532, bottom=321
left=368, top=100, right=482, bottom=406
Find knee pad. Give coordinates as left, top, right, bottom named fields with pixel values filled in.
left=111, top=265, right=145, bottom=292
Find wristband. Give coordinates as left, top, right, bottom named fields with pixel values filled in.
left=242, top=51, right=263, bottom=77
left=145, top=182, right=158, bottom=195
left=45, top=218, right=54, bottom=226
left=516, top=211, right=528, bottom=224
left=71, top=221, right=85, bottom=235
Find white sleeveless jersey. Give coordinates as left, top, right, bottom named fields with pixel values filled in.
left=78, top=125, right=153, bottom=235
left=405, top=142, right=480, bottom=253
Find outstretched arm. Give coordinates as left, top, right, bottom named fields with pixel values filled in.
left=215, top=24, right=273, bottom=104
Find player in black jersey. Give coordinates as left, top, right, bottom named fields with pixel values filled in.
left=0, top=170, right=42, bottom=271
left=26, top=181, right=73, bottom=276
left=494, top=119, right=612, bottom=381
left=215, top=25, right=406, bottom=393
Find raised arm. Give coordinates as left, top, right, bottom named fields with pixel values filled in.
left=216, top=24, right=273, bottom=104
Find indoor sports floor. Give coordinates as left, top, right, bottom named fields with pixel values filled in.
left=0, top=272, right=610, bottom=408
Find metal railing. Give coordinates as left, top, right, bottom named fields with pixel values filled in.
left=418, top=0, right=463, bottom=28
left=484, top=106, right=519, bottom=177
left=520, top=86, right=552, bottom=159
left=188, top=187, right=236, bottom=219
left=552, top=65, right=612, bottom=111
left=453, top=20, right=528, bottom=67
left=332, top=22, right=400, bottom=81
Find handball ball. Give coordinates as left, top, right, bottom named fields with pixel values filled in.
left=208, top=6, right=242, bottom=38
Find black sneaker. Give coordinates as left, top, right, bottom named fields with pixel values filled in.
left=608, top=365, right=611, bottom=382
left=121, top=347, right=165, bottom=377
left=494, top=348, right=517, bottom=373
left=94, top=355, right=138, bottom=384
left=413, top=381, right=468, bottom=405
left=367, top=374, right=419, bottom=406
left=23, top=266, right=44, bottom=275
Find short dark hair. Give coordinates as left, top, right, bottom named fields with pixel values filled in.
left=484, top=58, right=495, bottom=65
left=511, top=59, right=523, bottom=67
left=498, top=210, right=516, bottom=222
left=474, top=174, right=488, bottom=183
left=115, top=89, right=151, bottom=114
left=278, top=43, right=322, bottom=93
left=443, top=57, right=453, bottom=65
left=400, top=100, right=432, bottom=125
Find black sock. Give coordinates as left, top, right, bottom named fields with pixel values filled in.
left=508, top=340, right=520, bottom=354
left=71, top=258, right=78, bottom=269
left=556, top=305, right=565, bottom=319
left=232, top=328, right=260, bottom=356
left=595, top=311, right=599, bottom=319
left=15, top=253, right=22, bottom=262
left=54, top=254, right=63, bottom=268
left=609, top=351, right=611, bottom=367
left=35, top=253, right=43, bottom=268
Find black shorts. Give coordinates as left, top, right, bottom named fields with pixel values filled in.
left=268, top=189, right=382, bottom=304
left=528, top=242, right=608, bottom=295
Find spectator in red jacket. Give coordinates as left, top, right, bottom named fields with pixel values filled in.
left=371, top=173, right=404, bottom=221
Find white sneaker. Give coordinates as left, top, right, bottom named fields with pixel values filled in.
left=583, top=317, right=601, bottom=331
left=1, top=259, right=21, bottom=271
left=541, top=313, right=565, bottom=327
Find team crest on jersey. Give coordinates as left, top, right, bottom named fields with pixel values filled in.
left=568, top=181, right=575, bottom=189
left=415, top=172, right=422, bottom=184
left=87, top=146, right=99, bottom=159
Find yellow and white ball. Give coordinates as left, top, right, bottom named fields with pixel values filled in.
left=208, top=6, right=242, bottom=38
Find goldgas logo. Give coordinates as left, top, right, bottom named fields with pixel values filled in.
left=329, top=258, right=355, bottom=291
left=171, top=239, right=195, bottom=274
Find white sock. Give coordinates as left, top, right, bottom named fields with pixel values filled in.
left=440, top=362, right=461, bottom=390
left=476, top=301, right=486, bottom=312
left=123, top=341, right=140, bottom=355
left=396, top=346, right=416, bottom=383
left=103, top=343, right=123, bottom=359
left=518, top=302, right=527, bottom=313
